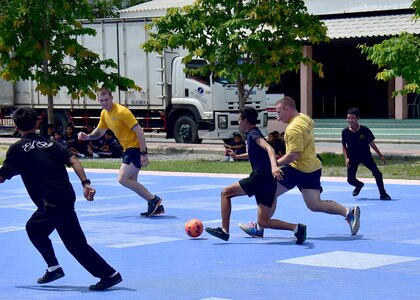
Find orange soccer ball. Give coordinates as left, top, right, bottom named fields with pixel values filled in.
left=185, top=218, right=204, bottom=238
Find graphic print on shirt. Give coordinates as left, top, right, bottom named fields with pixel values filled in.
left=22, top=140, right=53, bottom=152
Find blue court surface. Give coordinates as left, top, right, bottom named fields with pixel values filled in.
left=0, top=169, right=419, bottom=300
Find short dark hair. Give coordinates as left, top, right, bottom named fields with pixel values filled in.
left=240, top=106, right=258, bottom=125
left=13, top=107, right=38, bottom=131
left=347, top=107, right=360, bottom=117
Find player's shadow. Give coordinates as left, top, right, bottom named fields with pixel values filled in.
left=15, top=285, right=136, bottom=293
left=357, top=197, right=397, bottom=201
left=308, top=234, right=365, bottom=241
left=115, top=215, right=178, bottom=219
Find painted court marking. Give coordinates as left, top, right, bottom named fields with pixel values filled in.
left=278, top=251, right=420, bottom=270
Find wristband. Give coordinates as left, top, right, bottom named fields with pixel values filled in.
left=140, top=148, right=148, bottom=155
left=81, top=179, right=91, bottom=187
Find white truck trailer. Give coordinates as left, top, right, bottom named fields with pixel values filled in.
left=0, top=17, right=268, bottom=143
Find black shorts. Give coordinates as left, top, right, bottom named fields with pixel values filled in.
left=122, top=148, right=141, bottom=169
left=239, top=171, right=277, bottom=208
left=278, top=165, right=322, bottom=191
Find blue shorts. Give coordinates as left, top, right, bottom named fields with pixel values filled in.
left=122, top=148, right=141, bottom=169
left=278, top=165, right=322, bottom=191
left=239, top=171, right=277, bottom=208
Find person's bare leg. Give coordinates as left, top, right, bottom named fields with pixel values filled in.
left=221, top=182, right=247, bottom=233
left=118, top=163, right=154, bottom=200
left=301, top=188, right=347, bottom=217
left=257, top=203, right=297, bottom=231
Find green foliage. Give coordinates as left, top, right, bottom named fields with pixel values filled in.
left=358, top=1, right=420, bottom=95
left=141, top=0, right=328, bottom=108
left=0, top=0, right=139, bottom=101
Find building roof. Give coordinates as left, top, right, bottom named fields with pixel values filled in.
left=120, top=1, right=420, bottom=40
left=323, top=14, right=420, bottom=40
left=120, top=0, right=194, bottom=18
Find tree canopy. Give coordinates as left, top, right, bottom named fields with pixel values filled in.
left=0, top=0, right=139, bottom=124
left=359, top=0, right=420, bottom=95
left=141, top=0, right=328, bottom=108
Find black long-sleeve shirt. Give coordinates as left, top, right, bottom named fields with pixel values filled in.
left=0, top=133, right=75, bottom=208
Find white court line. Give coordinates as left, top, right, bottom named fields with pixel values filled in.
left=0, top=226, right=25, bottom=233
left=78, top=168, right=420, bottom=185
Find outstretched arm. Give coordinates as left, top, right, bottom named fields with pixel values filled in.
left=78, top=127, right=107, bottom=141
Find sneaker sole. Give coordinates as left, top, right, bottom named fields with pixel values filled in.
left=205, top=227, right=229, bottom=241
left=140, top=209, right=165, bottom=217
left=239, top=225, right=263, bottom=238
left=351, top=207, right=361, bottom=235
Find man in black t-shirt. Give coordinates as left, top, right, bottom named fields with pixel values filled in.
left=205, top=107, right=306, bottom=244
left=342, top=108, right=391, bottom=200
left=0, top=107, right=122, bottom=290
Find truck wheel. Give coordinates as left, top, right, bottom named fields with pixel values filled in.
left=173, top=115, right=202, bottom=144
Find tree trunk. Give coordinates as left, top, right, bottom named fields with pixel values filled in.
left=47, top=94, right=54, bottom=126
left=237, top=76, right=246, bottom=110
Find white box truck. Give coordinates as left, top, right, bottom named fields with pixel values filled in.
left=0, top=18, right=268, bottom=143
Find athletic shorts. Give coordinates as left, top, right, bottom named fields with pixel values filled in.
left=278, top=165, right=322, bottom=191
left=122, top=148, right=141, bottom=169
left=239, top=171, right=277, bottom=208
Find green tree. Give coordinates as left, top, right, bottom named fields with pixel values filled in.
left=0, top=0, right=139, bottom=125
left=141, top=0, right=328, bottom=109
left=359, top=0, right=420, bottom=95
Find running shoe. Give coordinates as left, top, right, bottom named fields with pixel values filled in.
left=205, top=227, right=230, bottom=241
left=294, top=223, right=307, bottom=245
left=37, top=267, right=65, bottom=284
left=380, top=193, right=391, bottom=200
left=89, top=272, right=122, bottom=291
left=352, top=182, right=364, bottom=196
left=142, top=196, right=162, bottom=217
left=346, top=206, right=361, bottom=235
left=239, top=222, right=264, bottom=238
left=140, top=204, right=165, bottom=216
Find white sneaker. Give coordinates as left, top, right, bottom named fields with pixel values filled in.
left=92, top=153, right=100, bottom=158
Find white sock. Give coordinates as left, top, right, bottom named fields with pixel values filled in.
left=47, top=265, right=60, bottom=272
left=293, top=225, right=298, bottom=234
left=256, top=222, right=262, bottom=231
left=346, top=208, right=350, bottom=217
left=222, top=228, right=229, bottom=234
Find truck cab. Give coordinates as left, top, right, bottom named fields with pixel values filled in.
left=167, top=56, right=268, bottom=143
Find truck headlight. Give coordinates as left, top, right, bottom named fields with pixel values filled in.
left=218, top=115, right=228, bottom=129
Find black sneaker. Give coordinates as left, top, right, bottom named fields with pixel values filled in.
left=380, top=193, right=391, bottom=200
left=294, top=224, right=307, bottom=245
left=89, top=272, right=122, bottom=291
left=205, top=227, right=230, bottom=241
left=37, top=267, right=65, bottom=284
left=140, top=204, right=165, bottom=216
left=143, top=196, right=162, bottom=217
left=352, top=182, right=364, bottom=196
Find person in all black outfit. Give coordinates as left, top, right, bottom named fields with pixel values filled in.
left=342, top=107, right=391, bottom=200
left=0, top=107, right=122, bottom=290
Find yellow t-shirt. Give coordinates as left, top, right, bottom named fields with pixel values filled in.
left=97, top=103, right=140, bottom=150
left=285, top=113, right=322, bottom=173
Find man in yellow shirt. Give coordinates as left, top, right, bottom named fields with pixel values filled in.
left=78, top=87, right=164, bottom=217
left=240, top=96, right=360, bottom=240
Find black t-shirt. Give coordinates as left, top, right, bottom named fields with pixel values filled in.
left=0, top=133, right=75, bottom=208
left=341, top=125, right=375, bottom=160
left=247, top=127, right=271, bottom=175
